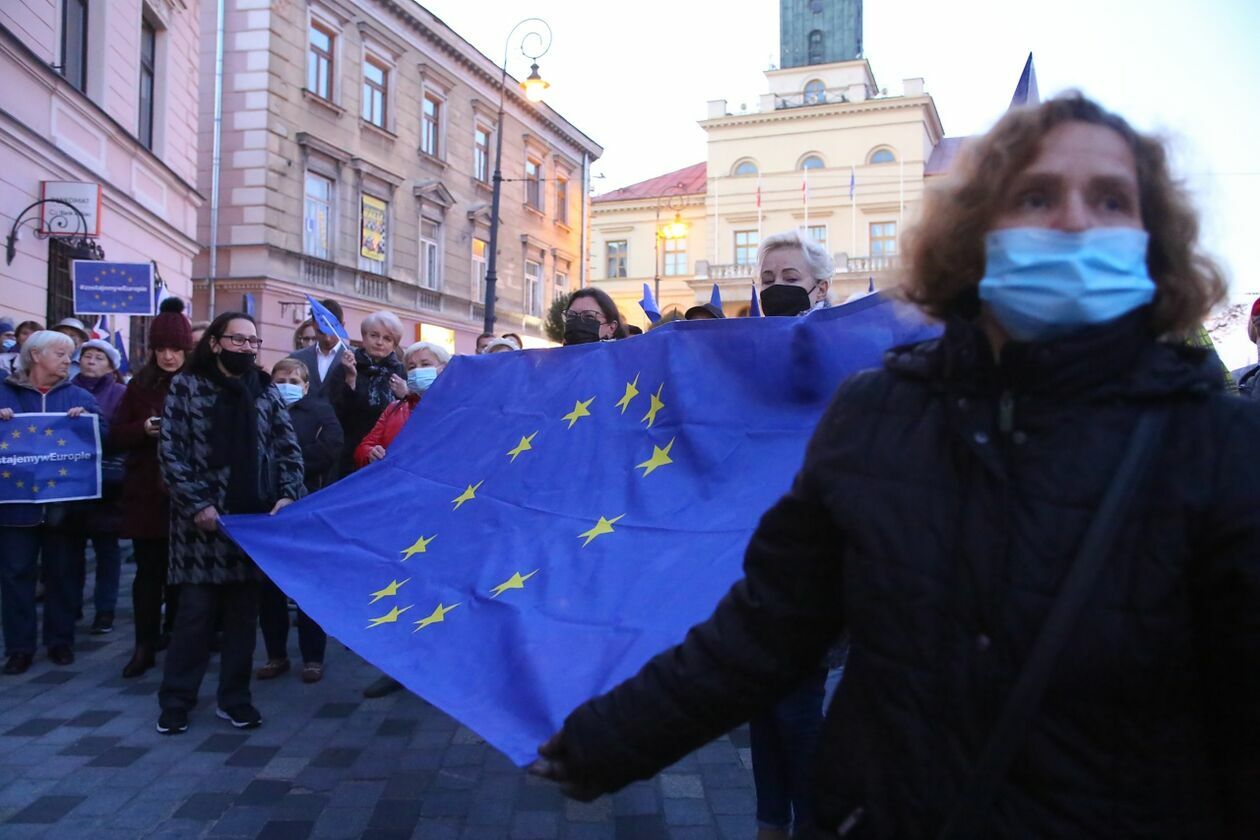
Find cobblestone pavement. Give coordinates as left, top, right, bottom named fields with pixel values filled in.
left=0, top=555, right=758, bottom=839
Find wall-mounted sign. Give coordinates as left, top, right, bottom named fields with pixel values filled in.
left=72, top=261, right=154, bottom=316
left=360, top=194, right=387, bottom=262
left=40, top=181, right=102, bottom=237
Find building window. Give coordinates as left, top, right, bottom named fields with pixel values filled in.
left=555, top=177, right=569, bottom=225
left=308, top=21, right=335, bottom=100
left=474, top=126, right=490, bottom=183
left=807, top=30, right=824, bottom=64
left=138, top=18, right=157, bottom=149
left=804, top=79, right=825, bottom=104
left=663, top=237, right=686, bottom=276
left=61, top=0, right=89, bottom=93
left=524, top=259, right=542, bottom=316
left=733, top=160, right=758, bottom=177
left=734, top=230, right=759, bottom=266
left=362, top=57, right=388, bottom=128
left=800, top=155, right=825, bottom=170
left=525, top=157, right=543, bottom=211
left=421, top=94, right=441, bottom=157
left=554, top=264, right=569, bottom=300
left=359, top=194, right=388, bottom=272
left=869, top=148, right=896, bottom=164
left=870, top=222, right=898, bottom=257
left=606, top=241, right=627, bottom=278
left=472, top=237, right=488, bottom=302
left=420, top=219, right=441, bottom=290
left=805, top=225, right=827, bottom=249
left=303, top=172, right=334, bottom=259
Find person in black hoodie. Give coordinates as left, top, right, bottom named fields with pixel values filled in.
left=531, top=94, right=1260, bottom=838
left=255, top=358, right=342, bottom=683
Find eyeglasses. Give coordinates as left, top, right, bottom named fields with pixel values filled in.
left=219, top=333, right=263, bottom=349
left=564, top=310, right=606, bottom=325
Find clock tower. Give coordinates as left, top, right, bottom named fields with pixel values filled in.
left=780, top=0, right=862, bottom=68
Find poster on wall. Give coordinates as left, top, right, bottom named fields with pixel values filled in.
left=360, top=195, right=387, bottom=262
left=71, top=261, right=155, bottom=316
left=40, top=181, right=103, bottom=237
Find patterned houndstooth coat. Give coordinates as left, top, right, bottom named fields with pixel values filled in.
left=159, top=371, right=305, bottom=585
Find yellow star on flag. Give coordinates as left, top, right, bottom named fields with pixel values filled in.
left=43, top=429, right=53, bottom=437
left=413, top=602, right=461, bottom=631
left=506, top=432, right=538, bottom=463
left=641, top=384, right=665, bottom=429
left=636, top=437, right=676, bottom=477
left=58, top=468, right=68, bottom=477
left=26, top=425, right=36, bottom=434
left=369, top=578, right=411, bottom=604
left=490, top=569, right=539, bottom=598
left=46, top=480, right=56, bottom=488
left=0, top=441, right=8, bottom=450
left=562, top=397, right=595, bottom=429
left=367, top=604, right=412, bottom=628
left=57, top=438, right=67, bottom=446
left=32, top=485, right=40, bottom=494
left=400, top=534, right=436, bottom=560
left=9, top=430, right=19, bottom=439
left=1, top=471, right=9, bottom=479
left=451, top=481, right=483, bottom=511
left=578, top=514, right=625, bottom=547
left=14, top=480, right=23, bottom=488
left=615, top=374, right=640, bottom=414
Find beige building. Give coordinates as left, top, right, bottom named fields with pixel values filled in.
left=592, top=56, right=957, bottom=329
left=194, top=0, right=602, bottom=363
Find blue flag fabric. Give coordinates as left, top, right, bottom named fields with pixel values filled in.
left=111, top=326, right=130, bottom=376
left=307, top=295, right=351, bottom=345
left=709, top=283, right=722, bottom=309
left=72, top=262, right=154, bottom=316
left=639, top=283, right=661, bottom=323
left=1010, top=52, right=1040, bottom=109
left=221, top=295, right=937, bottom=765
left=749, top=284, right=762, bottom=317
left=0, top=413, right=101, bottom=504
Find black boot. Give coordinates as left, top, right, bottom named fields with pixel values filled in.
left=122, top=645, right=155, bottom=679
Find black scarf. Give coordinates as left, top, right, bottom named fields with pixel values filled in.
left=355, top=347, right=404, bottom=409
left=205, top=363, right=269, bottom=514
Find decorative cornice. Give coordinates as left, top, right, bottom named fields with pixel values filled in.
left=350, top=156, right=404, bottom=187
left=700, top=96, right=938, bottom=133
left=296, top=131, right=351, bottom=164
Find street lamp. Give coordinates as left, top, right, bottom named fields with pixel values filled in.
left=483, top=18, right=552, bottom=336
left=653, top=186, right=688, bottom=306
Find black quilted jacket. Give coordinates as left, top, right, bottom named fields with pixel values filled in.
left=558, top=312, right=1260, bottom=838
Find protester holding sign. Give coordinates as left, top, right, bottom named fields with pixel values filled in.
left=110, top=298, right=193, bottom=678
left=0, top=330, right=105, bottom=676
left=156, top=312, right=305, bottom=735
left=533, top=94, right=1260, bottom=837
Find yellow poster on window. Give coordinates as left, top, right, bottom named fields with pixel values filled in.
left=360, top=194, right=387, bottom=262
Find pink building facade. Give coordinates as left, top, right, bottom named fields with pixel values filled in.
left=0, top=1, right=202, bottom=348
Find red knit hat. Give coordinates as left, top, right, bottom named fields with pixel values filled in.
left=148, top=297, right=193, bottom=350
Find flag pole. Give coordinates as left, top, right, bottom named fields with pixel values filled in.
left=802, top=169, right=809, bottom=232
left=756, top=174, right=763, bottom=244
left=898, top=157, right=904, bottom=248
left=850, top=163, right=857, bottom=260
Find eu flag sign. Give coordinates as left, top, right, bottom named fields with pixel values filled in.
left=72, top=261, right=155, bottom=316
left=221, top=295, right=937, bottom=764
left=0, top=413, right=101, bottom=503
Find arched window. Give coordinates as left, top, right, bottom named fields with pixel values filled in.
left=733, top=160, right=759, bottom=177
left=803, top=79, right=825, bottom=105
left=807, top=30, right=824, bottom=64
left=869, top=147, right=896, bottom=164
left=800, top=155, right=825, bottom=171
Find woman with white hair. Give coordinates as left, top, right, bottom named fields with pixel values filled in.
left=331, top=310, right=406, bottom=476
left=0, top=330, right=106, bottom=675
left=757, top=230, right=834, bottom=317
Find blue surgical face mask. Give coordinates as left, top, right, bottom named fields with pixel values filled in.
left=276, top=383, right=305, bottom=405
left=977, top=227, right=1156, bottom=343
left=0, top=339, right=14, bottom=351
left=407, top=367, right=438, bottom=393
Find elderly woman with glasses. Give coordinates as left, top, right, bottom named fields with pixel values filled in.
left=155, top=311, right=305, bottom=736
left=562, top=289, right=628, bottom=346
left=331, top=310, right=406, bottom=475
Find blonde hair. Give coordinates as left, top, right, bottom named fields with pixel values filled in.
left=19, top=330, right=74, bottom=373
left=756, top=229, right=835, bottom=282
left=361, top=310, right=403, bottom=346
left=271, top=358, right=310, bottom=382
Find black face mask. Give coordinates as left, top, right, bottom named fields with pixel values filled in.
left=760, top=284, right=812, bottom=317
left=217, top=348, right=257, bottom=375
left=564, top=315, right=603, bottom=346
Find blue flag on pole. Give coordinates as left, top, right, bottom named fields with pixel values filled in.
left=306, top=295, right=351, bottom=346
left=221, top=296, right=937, bottom=765
left=709, top=283, right=722, bottom=310
left=639, top=283, right=661, bottom=324
left=0, top=413, right=101, bottom=503
left=749, top=284, right=762, bottom=317
left=1010, top=52, right=1040, bottom=109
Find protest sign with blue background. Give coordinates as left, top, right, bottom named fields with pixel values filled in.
left=72, top=261, right=154, bottom=316
left=222, top=295, right=937, bottom=764
left=0, top=413, right=101, bottom=504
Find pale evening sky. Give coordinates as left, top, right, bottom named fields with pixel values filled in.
left=417, top=0, right=1260, bottom=361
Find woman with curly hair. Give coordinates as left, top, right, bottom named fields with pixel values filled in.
left=530, top=94, right=1258, bottom=838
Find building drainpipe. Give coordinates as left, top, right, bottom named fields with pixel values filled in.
left=207, top=0, right=226, bottom=318
left=580, top=151, right=589, bottom=288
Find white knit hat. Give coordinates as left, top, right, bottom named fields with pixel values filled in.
left=79, top=338, right=121, bottom=371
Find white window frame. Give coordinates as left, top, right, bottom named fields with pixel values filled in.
left=525, top=156, right=544, bottom=212
left=663, top=236, right=687, bottom=276
left=870, top=221, right=898, bottom=256
left=554, top=175, right=569, bottom=225
left=734, top=230, right=759, bottom=266
left=472, top=237, right=488, bottom=302
left=303, top=170, right=335, bottom=260
left=473, top=123, right=492, bottom=183
left=606, top=240, right=627, bottom=278
left=420, top=89, right=446, bottom=159
left=524, top=259, right=543, bottom=316
left=420, top=217, right=442, bottom=291
left=804, top=224, right=827, bottom=250
left=360, top=49, right=392, bottom=130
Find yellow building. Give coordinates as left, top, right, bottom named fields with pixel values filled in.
left=592, top=55, right=960, bottom=329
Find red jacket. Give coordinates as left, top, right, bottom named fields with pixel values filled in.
left=354, top=392, right=419, bottom=468
left=109, top=376, right=171, bottom=540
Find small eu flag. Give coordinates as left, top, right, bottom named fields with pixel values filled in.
left=221, top=295, right=937, bottom=764
left=0, top=413, right=101, bottom=504
left=307, top=295, right=350, bottom=347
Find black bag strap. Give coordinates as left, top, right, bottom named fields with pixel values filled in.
left=937, top=409, right=1168, bottom=840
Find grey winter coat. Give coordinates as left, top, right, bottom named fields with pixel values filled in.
left=159, top=370, right=305, bottom=585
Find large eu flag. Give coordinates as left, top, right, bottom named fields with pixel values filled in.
left=222, top=295, right=936, bottom=764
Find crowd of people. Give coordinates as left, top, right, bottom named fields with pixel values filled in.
left=1, top=94, right=1256, bottom=837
